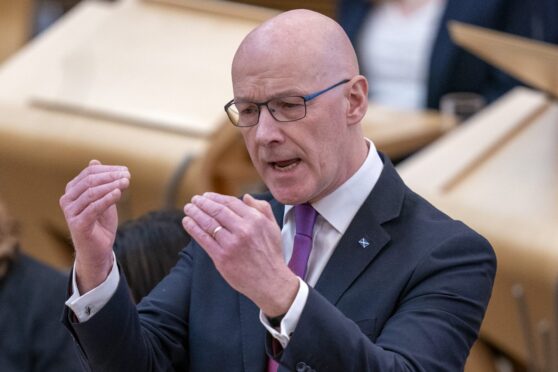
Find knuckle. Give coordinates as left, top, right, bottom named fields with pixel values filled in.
left=210, top=206, right=224, bottom=219
left=59, top=194, right=68, bottom=208
left=199, top=220, right=212, bottom=231
left=85, top=175, right=94, bottom=189
left=89, top=198, right=102, bottom=213
left=235, top=227, right=249, bottom=241
left=228, top=236, right=240, bottom=248
left=85, top=187, right=96, bottom=201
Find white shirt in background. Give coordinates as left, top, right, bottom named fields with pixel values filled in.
left=359, top=0, right=446, bottom=110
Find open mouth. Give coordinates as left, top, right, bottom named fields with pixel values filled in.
left=270, top=158, right=301, bottom=171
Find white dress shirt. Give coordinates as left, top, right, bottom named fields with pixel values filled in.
left=66, top=139, right=384, bottom=348
left=259, top=139, right=383, bottom=347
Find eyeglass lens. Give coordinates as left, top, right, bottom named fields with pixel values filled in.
left=228, top=96, right=306, bottom=127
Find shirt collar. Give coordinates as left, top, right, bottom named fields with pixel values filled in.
left=284, top=138, right=384, bottom=234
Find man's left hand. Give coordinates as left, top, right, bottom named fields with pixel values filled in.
left=183, top=192, right=298, bottom=317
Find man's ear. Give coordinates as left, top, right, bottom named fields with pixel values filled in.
left=346, top=76, right=368, bottom=126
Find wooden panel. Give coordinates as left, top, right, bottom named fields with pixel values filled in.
left=229, top=0, right=336, bottom=17
left=146, top=0, right=279, bottom=21
left=362, top=104, right=455, bottom=160
left=0, top=0, right=270, bottom=137
left=0, top=0, right=33, bottom=62
left=0, top=103, right=206, bottom=268
left=450, top=21, right=558, bottom=99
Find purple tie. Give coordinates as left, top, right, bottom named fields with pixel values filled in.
left=288, top=203, right=318, bottom=279
left=267, top=203, right=318, bottom=372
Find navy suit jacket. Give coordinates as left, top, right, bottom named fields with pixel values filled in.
left=63, top=155, right=496, bottom=371
left=1, top=252, right=81, bottom=371
left=338, top=0, right=539, bottom=109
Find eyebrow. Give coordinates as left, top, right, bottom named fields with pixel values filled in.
left=234, top=89, right=306, bottom=103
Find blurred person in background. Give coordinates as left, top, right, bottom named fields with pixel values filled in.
left=0, top=199, right=80, bottom=371
left=337, top=0, right=538, bottom=110
left=113, top=209, right=190, bottom=303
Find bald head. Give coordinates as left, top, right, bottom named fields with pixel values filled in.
left=232, top=9, right=359, bottom=89
left=228, top=10, right=369, bottom=205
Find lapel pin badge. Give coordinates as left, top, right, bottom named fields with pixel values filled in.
left=358, top=238, right=370, bottom=248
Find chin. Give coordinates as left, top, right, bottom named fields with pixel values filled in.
left=267, top=184, right=312, bottom=205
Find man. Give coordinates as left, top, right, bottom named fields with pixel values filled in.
left=0, top=201, right=81, bottom=371
left=60, top=9, right=496, bottom=371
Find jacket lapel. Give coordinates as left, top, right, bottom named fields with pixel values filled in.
left=237, top=162, right=405, bottom=364
left=315, top=156, right=405, bottom=305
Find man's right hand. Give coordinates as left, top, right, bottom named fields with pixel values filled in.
left=59, top=160, right=131, bottom=294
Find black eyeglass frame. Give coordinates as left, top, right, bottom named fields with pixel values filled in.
left=224, top=78, right=351, bottom=127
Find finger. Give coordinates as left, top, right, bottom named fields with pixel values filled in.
left=242, top=194, right=275, bottom=221
left=64, top=170, right=131, bottom=203
left=65, top=177, right=129, bottom=218
left=202, top=192, right=252, bottom=218
left=66, top=163, right=130, bottom=195
left=66, top=163, right=129, bottom=194
left=190, top=195, right=243, bottom=229
left=89, top=159, right=101, bottom=166
left=184, top=200, right=231, bottom=237
left=182, top=215, right=223, bottom=257
left=70, top=188, right=123, bottom=229
left=184, top=202, right=215, bottom=233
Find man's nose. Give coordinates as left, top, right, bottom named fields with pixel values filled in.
left=255, top=105, right=283, bottom=145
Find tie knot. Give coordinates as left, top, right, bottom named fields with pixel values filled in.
left=294, top=203, right=318, bottom=238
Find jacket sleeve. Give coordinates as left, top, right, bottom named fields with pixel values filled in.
left=62, top=246, right=195, bottom=371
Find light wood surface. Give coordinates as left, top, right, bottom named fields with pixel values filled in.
left=0, top=0, right=269, bottom=137
left=362, top=104, right=455, bottom=159
left=0, top=103, right=206, bottom=268
left=398, top=87, right=558, bottom=369
left=228, top=0, right=336, bottom=17
left=146, top=0, right=279, bottom=21
left=449, top=21, right=558, bottom=99
left=0, top=0, right=33, bottom=62
left=148, top=0, right=334, bottom=18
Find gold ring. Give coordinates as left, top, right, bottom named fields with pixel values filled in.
left=212, top=225, right=223, bottom=239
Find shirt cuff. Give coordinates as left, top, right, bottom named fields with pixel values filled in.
left=259, top=277, right=309, bottom=348
left=65, top=252, right=120, bottom=322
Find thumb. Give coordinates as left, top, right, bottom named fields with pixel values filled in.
left=243, top=194, right=275, bottom=221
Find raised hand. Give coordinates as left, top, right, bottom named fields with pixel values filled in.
left=183, top=192, right=298, bottom=317
left=59, top=160, right=130, bottom=293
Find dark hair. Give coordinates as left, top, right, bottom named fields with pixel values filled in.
left=113, top=209, right=190, bottom=303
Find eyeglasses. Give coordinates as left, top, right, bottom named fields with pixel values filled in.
left=224, top=79, right=350, bottom=127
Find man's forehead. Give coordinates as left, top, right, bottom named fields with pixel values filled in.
left=232, top=74, right=314, bottom=102
left=232, top=10, right=335, bottom=67
left=231, top=9, right=358, bottom=97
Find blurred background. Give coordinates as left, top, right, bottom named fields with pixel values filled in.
left=0, top=0, right=556, bottom=371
